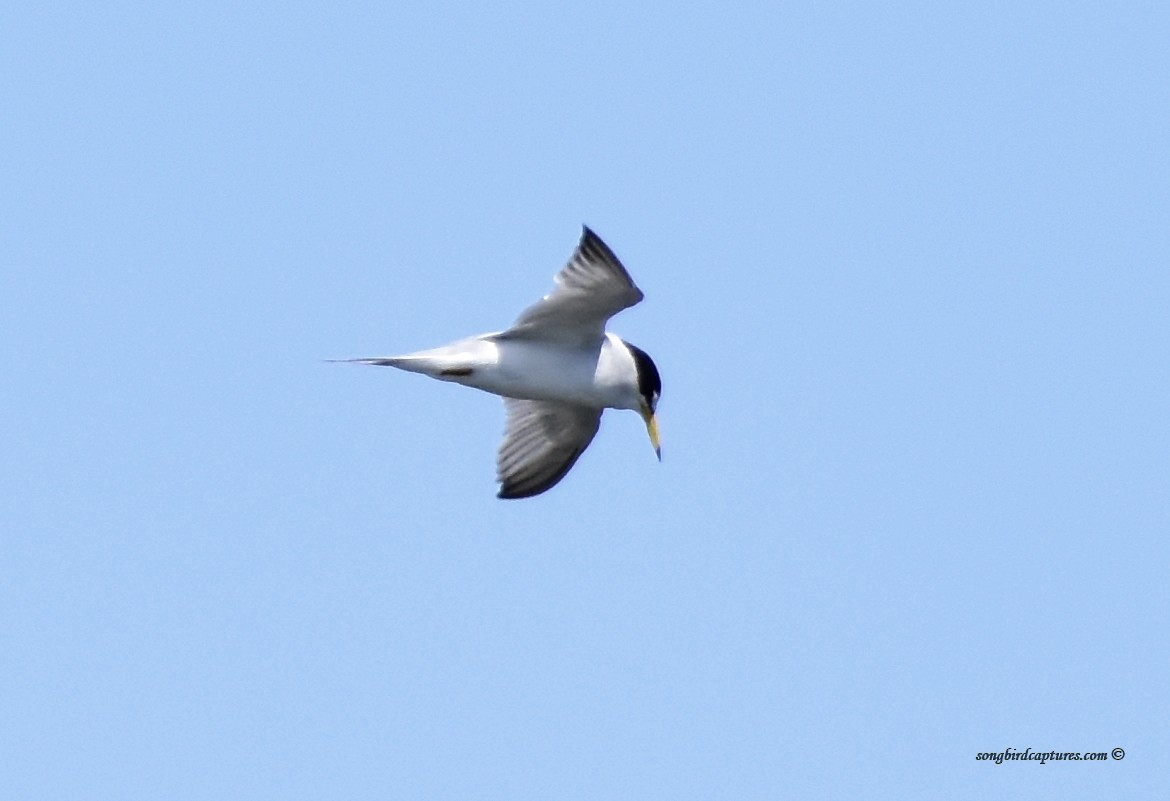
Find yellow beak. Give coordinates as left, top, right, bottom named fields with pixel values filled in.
left=641, top=407, right=661, bottom=461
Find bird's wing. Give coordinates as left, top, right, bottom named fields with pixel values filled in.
left=496, top=398, right=603, bottom=499
left=501, top=226, right=644, bottom=346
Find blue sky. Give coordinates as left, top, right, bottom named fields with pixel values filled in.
left=3, top=1, right=1168, bottom=798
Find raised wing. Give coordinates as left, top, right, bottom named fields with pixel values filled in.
left=496, top=398, right=603, bottom=499
left=502, top=226, right=644, bottom=345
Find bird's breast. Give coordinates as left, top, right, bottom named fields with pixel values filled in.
left=468, top=338, right=624, bottom=407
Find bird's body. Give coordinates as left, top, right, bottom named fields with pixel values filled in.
left=340, top=227, right=661, bottom=499
left=371, top=331, right=641, bottom=409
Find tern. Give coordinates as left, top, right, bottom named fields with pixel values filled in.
left=340, top=226, right=662, bottom=499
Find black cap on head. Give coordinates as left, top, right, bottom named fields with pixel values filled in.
left=623, top=340, right=661, bottom=410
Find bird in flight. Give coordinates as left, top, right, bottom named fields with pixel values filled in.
left=339, top=226, right=662, bottom=499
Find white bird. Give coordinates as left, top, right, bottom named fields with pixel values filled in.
left=339, top=226, right=662, bottom=499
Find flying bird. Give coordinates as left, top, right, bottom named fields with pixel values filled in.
left=340, top=226, right=662, bottom=499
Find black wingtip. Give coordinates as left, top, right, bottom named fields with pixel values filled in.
left=496, top=444, right=588, bottom=500
left=497, top=484, right=541, bottom=500
left=572, top=225, right=635, bottom=285
left=581, top=224, right=611, bottom=249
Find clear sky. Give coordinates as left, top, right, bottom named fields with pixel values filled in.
left=3, top=2, right=1168, bottom=799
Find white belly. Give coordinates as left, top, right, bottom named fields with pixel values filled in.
left=388, top=332, right=637, bottom=410
left=475, top=339, right=616, bottom=405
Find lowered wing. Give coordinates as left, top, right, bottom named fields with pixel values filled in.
left=496, top=398, right=603, bottom=499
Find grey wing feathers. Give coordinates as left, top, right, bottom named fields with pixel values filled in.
left=556, top=226, right=642, bottom=297
left=496, top=399, right=602, bottom=499
left=504, top=227, right=644, bottom=344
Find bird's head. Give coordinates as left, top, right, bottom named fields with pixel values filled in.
left=624, top=341, right=662, bottom=460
